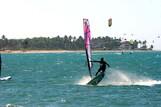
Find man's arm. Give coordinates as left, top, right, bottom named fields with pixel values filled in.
left=106, top=62, right=110, bottom=67
left=90, top=60, right=100, bottom=63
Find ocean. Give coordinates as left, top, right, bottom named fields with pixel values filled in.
left=0, top=51, right=161, bottom=107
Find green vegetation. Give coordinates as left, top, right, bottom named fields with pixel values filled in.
left=0, top=35, right=152, bottom=50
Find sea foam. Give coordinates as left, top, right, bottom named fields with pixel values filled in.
left=77, top=69, right=161, bottom=86
left=100, top=69, right=161, bottom=86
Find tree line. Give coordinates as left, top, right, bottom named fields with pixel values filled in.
left=0, top=35, right=151, bottom=50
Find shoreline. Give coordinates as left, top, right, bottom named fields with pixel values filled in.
left=0, top=49, right=157, bottom=54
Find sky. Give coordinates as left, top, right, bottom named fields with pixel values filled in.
left=0, top=0, right=161, bottom=50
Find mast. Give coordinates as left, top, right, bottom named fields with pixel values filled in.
left=83, top=19, right=93, bottom=78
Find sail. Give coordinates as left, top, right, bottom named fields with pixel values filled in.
left=0, top=53, right=1, bottom=76
left=83, top=19, right=92, bottom=77
left=0, top=53, right=12, bottom=80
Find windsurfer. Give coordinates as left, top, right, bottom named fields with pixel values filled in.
left=91, top=58, right=110, bottom=76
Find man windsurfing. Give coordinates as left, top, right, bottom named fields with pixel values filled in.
left=91, top=57, right=110, bottom=76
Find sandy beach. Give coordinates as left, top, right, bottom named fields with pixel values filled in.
left=0, top=50, right=81, bottom=54
left=0, top=49, right=154, bottom=54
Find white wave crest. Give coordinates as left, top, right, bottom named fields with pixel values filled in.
left=77, top=76, right=91, bottom=85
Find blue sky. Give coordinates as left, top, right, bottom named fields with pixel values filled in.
left=0, top=0, right=161, bottom=50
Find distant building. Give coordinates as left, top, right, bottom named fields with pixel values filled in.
left=119, top=41, right=132, bottom=50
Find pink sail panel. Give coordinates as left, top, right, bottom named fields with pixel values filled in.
left=83, top=19, right=91, bottom=49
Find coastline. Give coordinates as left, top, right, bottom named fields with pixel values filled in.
left=0, top=49, right=156, bottom=54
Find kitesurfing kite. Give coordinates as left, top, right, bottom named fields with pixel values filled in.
left=108, top=18, right=112, bottom=27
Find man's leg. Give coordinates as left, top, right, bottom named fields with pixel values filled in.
left=95, top=68, right=101, bottom=76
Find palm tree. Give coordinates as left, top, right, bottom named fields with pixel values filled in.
left=1, top=35, right=8, bottom=50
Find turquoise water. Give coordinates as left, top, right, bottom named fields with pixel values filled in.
left=0, top=51, right=161, bottom=107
